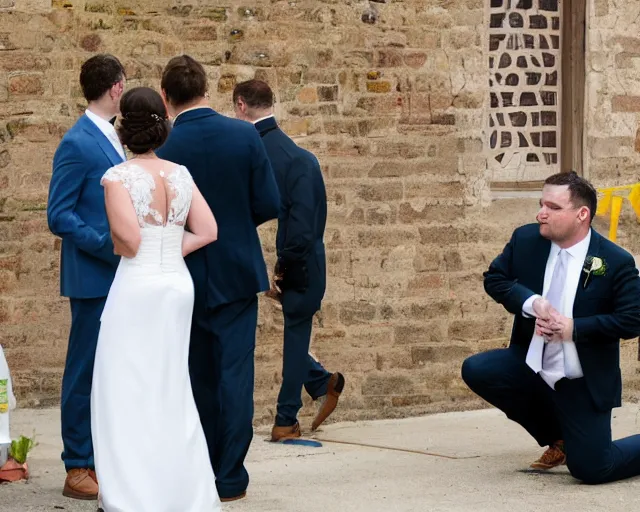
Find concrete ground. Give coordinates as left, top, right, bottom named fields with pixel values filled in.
left=2, top=406, right=640, bottom=512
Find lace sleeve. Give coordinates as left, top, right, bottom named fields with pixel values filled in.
left=166, top=165, right=194, bottom=226
left=101, top=166, right=126, bottom=186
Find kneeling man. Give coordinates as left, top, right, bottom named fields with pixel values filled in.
left=462, top=171, right=640, bottom=484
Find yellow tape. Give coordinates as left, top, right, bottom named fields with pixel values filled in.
left=595, top=184, right=640, bottom=241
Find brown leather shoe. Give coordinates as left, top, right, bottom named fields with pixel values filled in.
left=311, top=372, right=345, bottom=431
left=88, top=469, right=98, bottom=484
left=271, top=421, right=301, bottom=442
left=220, top=491, right=247, bottom=502
left=530, top=441, right=566, bottom=470
left=63, top=468, right=98, bottom=500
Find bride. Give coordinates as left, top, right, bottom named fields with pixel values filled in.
left=90, top=86, right=221, bottom=511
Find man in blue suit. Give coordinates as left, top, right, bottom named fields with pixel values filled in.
left=47, top=54, right=126, bottom=499
left=462, top=171, right=640, bottom=484
left=156, top=56, right=280, bottom=502
left=233, top=80, right=344, bottom=442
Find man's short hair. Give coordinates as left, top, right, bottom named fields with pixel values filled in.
left=544, top=171, right=598, bottom=222
left=161, top=55, right=208, bottom=107
left=233, top=79, right=274, bottom=109
left=79, top=54, right=126, bottom=102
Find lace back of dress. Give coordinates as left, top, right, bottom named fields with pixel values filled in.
left=101, top=162, right=193, bottom=228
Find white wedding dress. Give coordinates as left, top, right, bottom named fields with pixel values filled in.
left=91, top=161, right=220, bottom=512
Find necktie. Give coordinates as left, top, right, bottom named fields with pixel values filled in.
left=545, top=249, right=567, bottom=312
left=541, top=249, right=567, bottom=367
left=525, top=249, right=567, bottom=374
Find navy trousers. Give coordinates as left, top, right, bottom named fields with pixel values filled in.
left=462, top=347, right=640, bottom=484
left=61, top=297, right=106, bottom=471
left=189, top=296, right=257, bottom=499
left=275, top=286, right=331, bottom=427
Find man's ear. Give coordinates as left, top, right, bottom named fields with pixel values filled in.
left=578, top=206, right=590, bottom=222
left=110, top=80, right=124, bottom=101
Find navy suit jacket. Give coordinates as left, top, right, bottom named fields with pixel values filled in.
left=484, top=223, right=640, bottom=411
left=156, top=109, right=280, bottom=309
left=47, top=114, right=122, bottom=299
left=255, top=117, right=327, bottom=297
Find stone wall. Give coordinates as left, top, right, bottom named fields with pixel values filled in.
left=0, top=0, right=638, bottom=427
left=585, top=0, right=640, bottom=396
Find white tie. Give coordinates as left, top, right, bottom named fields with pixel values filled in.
left=541, top=250, right=567, bottom=369
left=526, top=250, right=567, bottom=373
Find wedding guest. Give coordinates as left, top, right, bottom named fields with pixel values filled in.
left=462, top=171, right=640, bottom=484
left=47, top=54, right=126, bottom=500
left=233, top=79, right=345, bottom=442
left=156, top=56, right=280, bottom=502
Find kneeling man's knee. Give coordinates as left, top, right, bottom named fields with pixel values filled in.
left=461, top=355, right=483, bottom=391
left=567, top=456, right=612, bottom=485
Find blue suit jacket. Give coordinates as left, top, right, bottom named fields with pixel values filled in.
left=156, top=109, right=280, bottom=309
left=484, top=223, right=640, bottom=411
left=47, top=114, right=122, bottom=299
left=255, top=117, right=327, bottom=298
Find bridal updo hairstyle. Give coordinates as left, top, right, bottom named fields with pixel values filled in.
left=118, top=87, right=170, bottom=154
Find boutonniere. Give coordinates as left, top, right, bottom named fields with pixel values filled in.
left=582, top=256, right=606, bottom=288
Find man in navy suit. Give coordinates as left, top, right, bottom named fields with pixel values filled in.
left=462, top=171, right=640, bottom=484
left=156, top=56, right=280, bottom=502
left=47, top=54, right=126, bottom=499
left=232, top=80, right=344, bottom=442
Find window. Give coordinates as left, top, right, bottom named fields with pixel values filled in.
left=487, top=0, right=585, bottom=191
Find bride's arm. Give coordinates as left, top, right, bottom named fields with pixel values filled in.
left=183, top=183, right=218, bottom=257
left=104, top=181, right=141, bottom=258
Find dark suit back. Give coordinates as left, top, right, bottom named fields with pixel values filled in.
left=256, top=117, right=327, bottom=303
left=156, top=109, right=280, bottom=309
left=484, top=223, right=640, bottom=411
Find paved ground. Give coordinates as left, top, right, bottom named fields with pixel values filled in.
left=2, top=406, right=640, bottom=511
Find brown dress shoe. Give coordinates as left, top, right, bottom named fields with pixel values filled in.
left=271, top=421, right=301, bottom=442
left=530, top=441, right=566, bottom=470
left=63, top=468, right=99, bottom=500
left=311, top=372, right=345, bottom=431
left=220, top=491, right=247, bottom=502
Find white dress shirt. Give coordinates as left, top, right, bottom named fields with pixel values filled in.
left=252, top=114, right=274, bottom=125
left=523, top=230, right=590, bottom=388
left=85, top=109, right=126, bottom=161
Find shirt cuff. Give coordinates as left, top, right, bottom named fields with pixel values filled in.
left=522, top=294, right=542, bottom=318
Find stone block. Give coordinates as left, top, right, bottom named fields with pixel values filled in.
left=398, top=204, right=465, bottom=224
left=362, top=373, right=416, bottom=396
left=404, top=51, right=427, bottom=68
left=79, top=33, right=102, bottom=51
left=411, top=345, right=473, bottom=365
left=217, top=74, right=236, bottom=93
left=182, top=24, right=217, bottom=41
left=394, top=322, right=448, bottom=344
left=297, top=87, right=318, bottom=103
left=8, top=74, right=44, bottom=95
left=317, top=85, right=338, bottom=102
left=355, top=95, right=404, bottom=114
left=612, top=95, right=640, bottom=112
left=407, top=273, right=448, bottom=290
left=366, top=81, right=392, bottom=93
left=375, top=49, right=403, bottom=67
left=0, top=54, right=51, bottom=72
left=338, top=301, right=376, bottom=326
left=404, top=180, right=464, bottom=199
left=356, top=181, right=403, bottom=202
left=448, top=317, right=508, bottom=341
left=355, top=228, right=418, bottom=248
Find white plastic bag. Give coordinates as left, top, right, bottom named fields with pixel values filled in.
left=0, top=344, right=17, bottom=448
